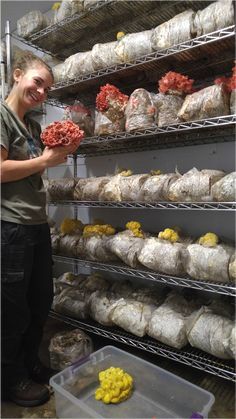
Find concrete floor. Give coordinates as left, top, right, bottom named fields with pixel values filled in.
left=1, top=317, right=235, bottom=419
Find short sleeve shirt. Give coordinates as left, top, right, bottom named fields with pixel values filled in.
left=1, top=102, right=47, bottom=224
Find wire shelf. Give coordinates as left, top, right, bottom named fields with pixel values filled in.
left=47, top=25, right=235, bottom=105
left=52, top=255, right=236, bottom=297
left=24, top=1, right=214, bottom=59
left=48, top=200, right=236, bottom=211
left=69, top=115, right=235, bottom=156
left=49, top=310, right=235, bottom=382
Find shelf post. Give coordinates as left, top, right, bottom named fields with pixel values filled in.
left=73, top=153, right=79, bottom=275
left=0, top=43, right=6, bottom=100
left=5, top=20, right=12, bottom=94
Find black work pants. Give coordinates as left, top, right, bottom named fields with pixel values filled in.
left=1, top=221, right=53, bottom=389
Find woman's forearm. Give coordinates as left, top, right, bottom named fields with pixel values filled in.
left=1, top=156, right=47, bottom=183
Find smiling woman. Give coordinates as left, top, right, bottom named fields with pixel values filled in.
left=9, top=52, right=53, bottom=110
left=0, top=51, right=79, bottom=408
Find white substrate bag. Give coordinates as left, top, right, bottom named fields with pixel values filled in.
left=138, top=237, right=185, bottom=276
left=91, top=41, right=123, bottom=70
left=52, top=62, right=66, bottom=83
left=187, top=307, right=235, bottom=359
left=74, top=178, right=96, bottom=200
left=182, top=242, right=235, bottom=282
left=69, top=101, right=95, bottom=137
left=62, top=51, right=94, bottom=79
left=54, top=0, right=84, bottom=23
left=178, top=84, right=230, bottom=121
left=114, top=30, right=153, bottom=63
left=230, top=90, right=236, bottom=114
left=17, top=11, right=49, bottom=38
left=54, top=272, right=87, bottom=294
left=107, top=230, right=145, bottom=268
left=152, top=93, right=184, bottom=127
left=94, top=110, right=125, bottom=135
left=49, top=329, right=93, bottom=371
left=125, top=88, right=156, bottom=132
left=77, top=176, right=110, bottom=201
left=58, top=234, right=82, bottom=258
left=119, top=174, right=150, bottom=201
left=83, top=235, right=118, bottom=262
left=52, top=287, right=90, bottom=320
left=88, top=291, right=117, bottom=326
left=110, top=298, right=156, bottom=337
left=211, top=172, right=236, bottom=202
left=99, top=174, right=124, bottom=201
left=194, top=1, right=234, bottom=36
left=140, top=173, right=180, bottom=202
left=151, top=10, right=196, bottom=51
left=167, top=168, right=225, bottom=202
left=226, top=326, right=236, bottom=359
left=229, top=252, right=236, bottom=281
left=148, top=293, right=198, bottom=349
left=46, top=178, right=76, bottom=202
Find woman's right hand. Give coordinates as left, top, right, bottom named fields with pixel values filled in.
left=42, top=145, right=78, bottom=167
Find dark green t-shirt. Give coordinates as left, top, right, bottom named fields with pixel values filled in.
left=1, top=102, right=47, bottom=224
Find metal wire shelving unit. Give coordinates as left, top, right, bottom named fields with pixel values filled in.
left=20, top=0, right=214, bottom=59
left=71, top=115, right=235, bottom=156
left=53, top=255, right=236, bottom=297
left=48, top=200, right=236, bottom=211
left=49, top=310, right=235, bottom=382
left=45, top=25, right=235, bottom=105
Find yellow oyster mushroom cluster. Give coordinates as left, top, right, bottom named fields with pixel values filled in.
left=126, top=221, right=144, bottom=238
left=51, top=2, right=61, bottom=10
left=150, top=169, right=162, bottom=176
left=116, top=31, right=125, bottom=41
left=60, top=218, right=84, bottom=234
left=119, top=169, right=133, bottom=177
left=95, top=367, right=133, bottom=404
left=83, top=224, right=116, bottom=238
left=198, top=232, right=219, bottom=247
left=63, top=272, right=76, bottom=283
left=158, top=228, right=179, bottom=243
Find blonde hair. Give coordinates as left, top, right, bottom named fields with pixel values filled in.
left=10, top=51, right=54, bottom=88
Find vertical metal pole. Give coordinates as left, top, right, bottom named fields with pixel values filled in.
left=73, top=153, right=78, bottom=219
left=5, top=20, right=12, bottom=94
left=73, top=153, right=79, bottom=275
left=0, top=46, right=6, bottom=100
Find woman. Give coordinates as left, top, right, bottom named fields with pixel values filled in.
left=1, top=51, right=77, bottom=407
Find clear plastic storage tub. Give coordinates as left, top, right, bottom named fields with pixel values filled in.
left=50, top=345, right=215, bottom=418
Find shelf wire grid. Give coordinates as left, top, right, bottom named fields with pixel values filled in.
left=49, top=25, right=235, bottom=93
left=10, top=32, right=58, bottom=58
left=62, top=115, right=235, bottom=156
left=49, top=310, right=235, bottom=382
left=48, top=200, right=236, bottom=211
left=44, top=25, right=235, bottom=109
left=24, top=1, right=214, bottom=58
left=53, top=255, right=236, bottom=297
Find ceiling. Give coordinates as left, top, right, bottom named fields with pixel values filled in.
left=1, top=0, right=54, bottom=38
